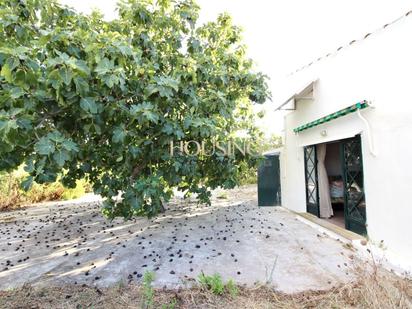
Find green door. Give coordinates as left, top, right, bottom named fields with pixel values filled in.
left=304, top=145, right=320, bottom=217
left=341, top=135, right=367, bottom=235
left=258, top=154, right=281, bottom=206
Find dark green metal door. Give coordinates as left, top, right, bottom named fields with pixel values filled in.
left=258, top=154, right=281, bottom=206
left=341, top=135, right=367, bottom=235
left=304, top=145, right=320, bottom=217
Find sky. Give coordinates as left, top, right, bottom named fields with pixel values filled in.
left=59, top=0, right=412, bottom=134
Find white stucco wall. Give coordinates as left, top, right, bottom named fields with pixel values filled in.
left=278, top=15, right=412, bottom=271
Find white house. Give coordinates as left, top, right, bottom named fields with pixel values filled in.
left=275, top=11, right=412, bottom=272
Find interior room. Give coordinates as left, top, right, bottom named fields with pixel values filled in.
left=323, top=141, right=345, bottom=228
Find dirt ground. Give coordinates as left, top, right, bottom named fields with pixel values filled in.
left=0, top=266, right=411, bottom=309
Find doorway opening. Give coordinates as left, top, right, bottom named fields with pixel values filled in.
left=304, top=135, right=367, bottom=235
left=324, top=141, right=345, bottom=228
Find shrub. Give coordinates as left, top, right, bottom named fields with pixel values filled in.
left=0, top=167, right=91, bottom=210
left=238, top=162, right=258, bottom=185
left=237, top=134, right=282, bottom=186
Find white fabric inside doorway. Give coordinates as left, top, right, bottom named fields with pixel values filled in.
left=317, top=144, right=333, bottom=218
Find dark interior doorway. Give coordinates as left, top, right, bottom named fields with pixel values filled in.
left=303, top=135, right=367, bottom=235
left=324, top=141, right=345, bottom=228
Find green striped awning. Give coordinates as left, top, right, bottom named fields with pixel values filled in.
left=293, top=100, right=369, bottom=133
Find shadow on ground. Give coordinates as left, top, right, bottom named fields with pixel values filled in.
left=0, top=186, right=356, bottom=293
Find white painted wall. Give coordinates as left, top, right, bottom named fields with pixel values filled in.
left=278, top=15, right=412, bottom=271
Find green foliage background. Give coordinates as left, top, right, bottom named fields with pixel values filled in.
left=0, top=167, right=91, bottom=210
left=0, top=0, right=270, bottom=217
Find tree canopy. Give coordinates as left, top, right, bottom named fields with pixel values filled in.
left=0, top=0, right=270, bottom=218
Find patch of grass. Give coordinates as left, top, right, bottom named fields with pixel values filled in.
left=198, top=273, right=225, bottom=295
left=142, top=271, right=155, bottom=309
left=198, top=272, right=239, bottom=297
left=161, top=298, right=177, bottom=309
left=226, top=279, right=238, bottom=297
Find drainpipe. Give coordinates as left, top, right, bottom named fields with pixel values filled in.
left=356, top=108, right=377, bottom=157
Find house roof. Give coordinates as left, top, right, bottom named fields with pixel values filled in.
left=275, top=80, right=316, bottom=111
left=288, top=10, right=412, bottom=77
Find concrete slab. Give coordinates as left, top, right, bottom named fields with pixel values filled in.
left=0, top=186, right=357, bottom=293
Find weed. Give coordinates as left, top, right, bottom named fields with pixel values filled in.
left=226, top=279, right=238, bottom=297
left=198, top=272, right=225, bottom=295
left=198, top=272, right=238, bottom=296
left=161, top=298, right=177, bottom=309
left=142, top=271, right=155, bottom=309
left=115, top=279, right=125, bottom=290
left=265, top=255, right=278, bottom=284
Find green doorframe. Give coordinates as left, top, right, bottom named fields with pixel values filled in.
left=304, top=145, right=320, bottom=217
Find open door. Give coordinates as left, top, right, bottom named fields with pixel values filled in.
left=304, top=145, right=320, bottom=217
left=341, top=135, right=367, bottom=235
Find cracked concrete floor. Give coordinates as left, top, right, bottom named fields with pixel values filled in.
left=0, top=186, right=357, bottom=293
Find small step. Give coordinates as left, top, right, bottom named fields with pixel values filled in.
left=296, top=212, right=365, bottom=241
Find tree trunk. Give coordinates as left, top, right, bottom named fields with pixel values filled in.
left=159, top=202, right=166, bottom=213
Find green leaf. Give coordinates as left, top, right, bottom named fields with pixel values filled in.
left=164, top=77, right=179, bottom=91
left=62, top=139, right=79, bottom=152
left=112, top=127, right=126, bottom=143
left=1, top=62, right=12, bottom=82
left=24, top=158, right=35, bottom=173
left=143, top=110, right=159, bottom=123
left=95, top=58, right=113, bottom=75
left=21, top=176, right=34, bottom=191
left=103, top=75, right=118, bottom=88
left=129, top=145, right=140, bottom=158
left=53, top=149, right=70, bottom=166
left=48, top=131, right=64, bottom=142
left=93, top=123, right=101, bottom=135
left=55, top=51, right=70, bottom=62
left=48, top=69, right=61, bottom=89
left=80, top=97, right=98, bottom=114
left=59, top=67, right=72, bottom=86
left=162, top=123, right=174, bottom=135
left=73, top=60, right=91, bottom=75
left=0, top=119, right=18, bottom=136
left=146, top=85, right=159, bottom=96
left=34, top=137, right=55, bottom=155
left=74, top=77, right=89, bottom=96
left=158, top=87, right=173, bottom=98
left=117, top=44, right=133, bottom=56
